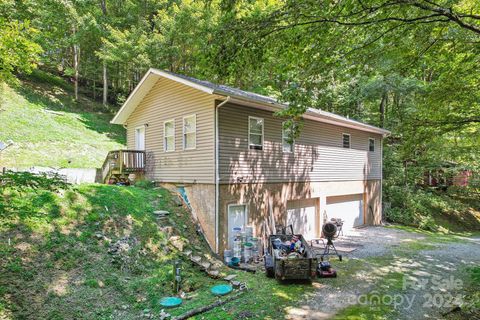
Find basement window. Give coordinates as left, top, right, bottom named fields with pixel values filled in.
left=164, top=119, right=175, bottom=152
left=183, top=114, right=196, bottom=150
left=369, top=138, right=375, bottom=152
left=342, top=133, right=351, bottom=149
left=248, top=116, right=264, bottom=150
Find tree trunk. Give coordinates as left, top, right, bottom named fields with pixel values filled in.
left=72, top=25, right=80, bottom=102
left=73, top=44, right=79, bottom=101
left=103, top=62, right=108, bottom=106
left=100, top=0, right=107, bottom=105
left=379, top=91, right=388, bottom=128
left=0, top=81, right=4, bottom=109
left=100, top=0, right=107, bottom=15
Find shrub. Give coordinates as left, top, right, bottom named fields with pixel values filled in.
left=134, top=179, right=155, bottom=189
left=0, top=171, right=69, bottom=192
left=384, top=182, right=480, bottom=232
left=0, top=171, right=70, bottom=216
left=384, top=186, right=441, bottom=230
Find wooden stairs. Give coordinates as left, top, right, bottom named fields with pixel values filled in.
left=101, top=150, right=145, bottom=183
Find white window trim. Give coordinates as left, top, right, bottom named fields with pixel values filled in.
left=163, top=119, right=175, bottom=152
left=248, top=116, right=264, bottom=150
left=342, top=133, right=351, bottom=149
left=134, top=125, right=146, bottom=150
left=183, top=114, right=197, bottom=150
left=369, top=137, right=375, bottom=152
left=282, top=121, right=294, bottom=153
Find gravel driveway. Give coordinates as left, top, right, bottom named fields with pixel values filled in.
left=286, top=226, right=480, bottom=320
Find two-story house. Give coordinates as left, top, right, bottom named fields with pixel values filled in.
left=110, top=69, right=390, bottom=255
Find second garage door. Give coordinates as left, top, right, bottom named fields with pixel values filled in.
left=286, top=198, right=318, bottom=240
left=326, top=194, right=364, bottom=231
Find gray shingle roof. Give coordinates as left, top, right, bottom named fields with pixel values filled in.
left=144, top=69, right=389, bottom=135
left=159, top=69, right=279, bottom=105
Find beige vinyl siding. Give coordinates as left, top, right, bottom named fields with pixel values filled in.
left=126, top=77, right=215, bottom=183
left=218, top=103, right=382, bottom=183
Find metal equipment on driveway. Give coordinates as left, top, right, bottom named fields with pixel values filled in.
left=264, top=225, right=318, bottom=281
left=311, top=222, right=343, bottom=261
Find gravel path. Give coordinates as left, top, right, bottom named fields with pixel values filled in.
left=286, top=227, right=480, bottom=320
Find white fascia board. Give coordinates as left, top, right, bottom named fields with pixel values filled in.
left=150, top=69, right=215, bottom=95
left=111, top=69, right=159, bottom=124
left=111, top=68, right=215, bottom=125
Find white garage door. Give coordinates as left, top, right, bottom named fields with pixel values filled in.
left=326, top=194, right=364, bottom=231
left=286, top=199, right=318, bottom=240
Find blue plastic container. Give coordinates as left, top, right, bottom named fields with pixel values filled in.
left=159, top=296, right=183, bottom=308
left=210, top=284, right=233, bottom=296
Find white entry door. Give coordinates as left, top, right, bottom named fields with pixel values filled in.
left=227, top=204, right=247, bottom=250
left=326, top=194, right=364, bottom=232
left=135, top=126, right=145, bottom=150
left=286, top=199, right=317, bottom=240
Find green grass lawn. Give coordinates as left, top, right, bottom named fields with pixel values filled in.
left=0, top=180, right=313, bottom=319
left=0, top=71, right=125, bottom=168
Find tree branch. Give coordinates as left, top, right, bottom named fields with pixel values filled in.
left=406, top=0, right=480, bottom=34
left=263, top=0, right=480, bottom=36
left=416, top=117, right=480, bottom=126
left=257, top=14, right=449, bottom=39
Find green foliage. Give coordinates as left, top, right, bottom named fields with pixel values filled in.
left=0, top=171, right=69, bottom=192
left=29, top=69, right=73, bottom=92
left=468, top=266, right=480, bottom=285
left=0, top=183, right=316, bottom=319
left=1, top=0, right=479, bottom=236
left=384, top=186, right=480, bottom=232
left=0, top=19, right=42, bottom=84
left=0, top=171, right=69, bottom=216
left=133, top=179, right=155, bottom=189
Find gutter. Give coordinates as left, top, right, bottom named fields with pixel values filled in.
left=215, top=96, right=231, bottom=253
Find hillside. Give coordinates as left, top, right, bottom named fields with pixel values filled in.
left=0, top=72, right=125, bottom=168
left=0, top=179, right=310, bottom=319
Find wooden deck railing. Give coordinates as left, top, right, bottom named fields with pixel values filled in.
left=101, top=150, right=145, bottom=183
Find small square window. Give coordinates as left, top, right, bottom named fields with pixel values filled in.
left=342, top=133, right=351, bottom=148
left=369, top=138, right=375, bottom=152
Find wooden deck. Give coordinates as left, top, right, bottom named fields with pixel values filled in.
left=101, top=150, right=145, bottom=183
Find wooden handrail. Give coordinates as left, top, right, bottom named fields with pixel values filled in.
left=101, top=150, right=145, bottom=183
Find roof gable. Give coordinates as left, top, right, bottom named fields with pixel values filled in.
left=111, top=69, right=215, bottom=124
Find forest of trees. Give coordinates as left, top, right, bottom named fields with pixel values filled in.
left=1, top=0, right=479, bottom=227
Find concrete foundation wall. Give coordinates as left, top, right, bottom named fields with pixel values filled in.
left=218, top=179, right=381, bottom=254
left=158, top=179, right=381, bottom=255
left=6, top=167, right=100, bottom=184
left=183, top=184, right=216, bottom=250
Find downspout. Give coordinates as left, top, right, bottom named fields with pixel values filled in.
left=380, top=136, right=384, bottom=225
left=215, top=96, right=231, bottom=254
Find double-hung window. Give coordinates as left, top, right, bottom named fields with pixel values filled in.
left=164, top=120, right=175, bottom=152
left=369, top=138, right=375, bottom=152
left=248, top=116, right=264, bottom=150
left=183, top=114, right=196, bottom=150
left=342, top=133, right=351, bottom=148
left=282, top=121, right=294, bottom=153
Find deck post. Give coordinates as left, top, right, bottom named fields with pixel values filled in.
left=118, top=150, right=124, bottom=174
